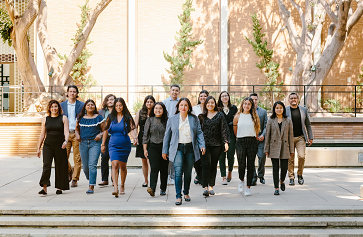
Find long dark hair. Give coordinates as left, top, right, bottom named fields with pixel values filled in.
left=217, top=91, right=232, bottom=109
left=197, top=90, right=209, bottom=104
left=199, top=96, right=218, bottom=124
left=105, top=97, right=135, bottom=133
left=238, top=97, right=260, bottom=135
left=47, top=100, right=63, bottom=116
left=77, top=99, right=98, bottom=120
left=149, top=102, right=168, bottom=126
left=101, top=94, right=116, bottom=110
left=270, top=101, right=288, bottom=119
left=139, top=95, right=156, bottom=120
left=175, top=97, right=197, bottom=119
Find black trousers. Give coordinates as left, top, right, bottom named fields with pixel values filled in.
left=100, top=136, right=110, bottom=182
left=39, top=135, right=69, bottom=190
left=236, top=137, right=258, bottom=187
left=271, top=158, right=288, bottom=189
left=194, top=159, right=203, bottom=182
left=201, top=146, right=223, bottom=188
left=148, top=143, right=169, bottom=192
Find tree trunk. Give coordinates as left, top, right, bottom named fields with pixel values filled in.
left=304, top=33, right=346, bottom=112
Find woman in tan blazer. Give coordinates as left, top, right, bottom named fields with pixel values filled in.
left=264, top=101, right=294, bottom=195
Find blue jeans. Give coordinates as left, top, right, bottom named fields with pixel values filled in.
left=173, top=143, right=195, bottom=199
left=79, top=140, right=101, bottom=186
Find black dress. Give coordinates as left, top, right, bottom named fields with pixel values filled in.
left=39, top=115, right=70, bottom=190
left=135, top=113, right=147, bottom=159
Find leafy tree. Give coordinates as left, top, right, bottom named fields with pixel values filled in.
left=0, top=8, right=12, bottom=46
left=245, top=13, right=284, bottom=109
left=163, top=0, right=203, bottom=86
left=59, top=0, right=97, bottom=100
left=277, top=0, right=363, bottom=111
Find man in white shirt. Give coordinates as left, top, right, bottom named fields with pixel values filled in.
left=60, top=86, right=85, bottom=187
left=162, top=85, right=181, bottom=185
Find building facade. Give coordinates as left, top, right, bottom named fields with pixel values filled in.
left=1, top=0, right=362, bottom=112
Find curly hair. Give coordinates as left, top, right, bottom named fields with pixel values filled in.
left=101, top=94, right=116, bottom=110
left=238, top=97, right=260, bottom=135
left=47, top=100, right=63, bottom=116
left=77, top=99, right=99, bottom=120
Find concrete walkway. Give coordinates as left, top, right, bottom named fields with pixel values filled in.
left=0, top=156, right=362, bottom=212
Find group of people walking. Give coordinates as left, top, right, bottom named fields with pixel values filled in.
left=36, top=84, right=313, bottom=204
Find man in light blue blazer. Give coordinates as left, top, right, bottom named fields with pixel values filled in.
left=162, top=99, right=205, bottom=205
left=60, top=85, right=85, bottom=187
left=286, top=93, right=313, bottom=186
left=250, top=93, right=268, bottom=185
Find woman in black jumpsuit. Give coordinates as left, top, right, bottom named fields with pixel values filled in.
left=37, top=100, right=70, bottom=195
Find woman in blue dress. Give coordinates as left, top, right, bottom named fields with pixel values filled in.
left=101, top=97, right=137, bottom=197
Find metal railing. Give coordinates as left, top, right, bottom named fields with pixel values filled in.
left=0, top=84, right=361, bottom=117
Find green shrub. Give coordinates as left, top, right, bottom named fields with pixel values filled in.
left=0, top=8, right=12, bottom=46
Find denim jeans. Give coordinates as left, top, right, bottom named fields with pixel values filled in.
left=173, top=143, right=195, bottom=199
left=79, top=139, right=101, bottom=186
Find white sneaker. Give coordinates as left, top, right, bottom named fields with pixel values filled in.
left=238, top=180, right=244, bottom=193
left=168, top=178, right=175, bottom=185
left=244, top=187, right=251, bottom=196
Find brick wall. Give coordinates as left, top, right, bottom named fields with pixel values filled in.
left=45, top=0, right=128, bottom=88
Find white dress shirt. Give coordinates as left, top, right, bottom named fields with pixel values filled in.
left=67, top=101, right=76, bottom=130
left=178, top=115, right=192, bottom=143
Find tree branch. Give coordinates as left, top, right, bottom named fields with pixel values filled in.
left=335, top=0, right=351, bottom=37
left=36, top=0, right=61, bottom=86
left=4, top=0, right=16, bottom=24
left=318, top=0, right=338, bottom=24
left=347, top=0, right=363, bottom=35
left=18, top=0, right=41, bottom=37
left=277, top=0, right=301, bottom=53
left=310, top=12, right=326, bottom=54
left=58, top=0, right=113, bottom=86
left=288, top=0, right=306, bottom=41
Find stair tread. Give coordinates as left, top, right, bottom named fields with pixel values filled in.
left=1, top=216, right=363, bottom=227
left=0, top=228, right=363, bottom=236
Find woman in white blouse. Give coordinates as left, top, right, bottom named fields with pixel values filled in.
left=233, top=97, right=260, bottom=196
left=192, top=90, right=209, bottom=185
left=162, top=98, right=206, bottom=205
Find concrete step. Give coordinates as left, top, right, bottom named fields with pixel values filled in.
left=0, top=228, right=363, bottom=236
left=2, top=207, right=363, bottom=216
left=1, top=216, right=363, bottom=228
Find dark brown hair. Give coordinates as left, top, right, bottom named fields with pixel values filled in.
left=175, top=97, right=197, bottom=118
left=105, top=97, right=135, bottom=133
left=199, top=96, right=218, bottom=124
left=47, top=100, right=63, bottom=116
left=217, top=91, right=232, bottom=109
left=139, top=95, right=156, bottom=120
left=101, top=94, right=116, bottom=110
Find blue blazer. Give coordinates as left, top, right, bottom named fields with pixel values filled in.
left=60, top=100, right=85, bottom=119
left=162, top=114, right=206, bottom=162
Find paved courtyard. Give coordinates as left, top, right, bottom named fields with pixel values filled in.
left=1, top=155, right=363, bottom=211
